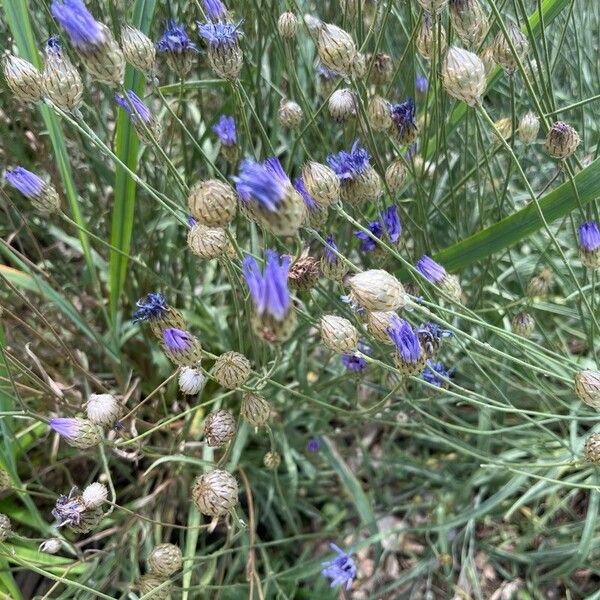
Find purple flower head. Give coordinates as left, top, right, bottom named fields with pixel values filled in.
left=416, top=255, right=446, bottom=283
left=163, top=328, right=192, bottom=352
left=203, top=0, right=227, bottom=21
left=323, top=234, right=339, bottom=264
left=293, top=177, right=318, bottom=212
left=423, top=361, right=455, bottom=387
left=242, top=250, right=291, bottom=320
left=355, top=220, right=383, bottom=252
left=321, top=543, right=357, bottom=590
left=381, top=205, right=401, bottom=243
left=115, top=90, right=151, bottom=124
left=327, top=141, right=370, bottom=183
left=391, top=98, right=416, bottom=138
left=50, top=0, right=105, bottom=49
left=416, top=75, right=428, bottom=94
left=157, top=21, right=197, bottom=54
left=212, top=115, right=237, bottom=146
left=52, top=489, right=86, bottom=527
left=233, top=157, right=288, bottom=212
left=307, top=437, right=321, bottom=453
left=578, top=221, right=600, bottom=252
left=46, top=35, right=62, bottom=55
left=341, top=353, right=367, bottom=373
left=387, top=316, right=422, bottom=363
left=133, top=292, right=169, bottom=322
left=49, top=417, right=82, bottom=439
left=197, top=21, right=241, bottom=48
left=5, top=167, right=45, bottom=199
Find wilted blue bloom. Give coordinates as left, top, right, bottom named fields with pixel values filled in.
left=50, top=0, right=105, bottom=49
left=203, top=0, right=227, bottom=21
left=355, top=220, right=383, bottom=251
left=381, top=206, right=401, bottom=243
left=212, top=115, right=237, bottom=145
left=416, top=255, right=446, bottom=284
left=49, top=418, right=82, bottom=439
left=416, top=75, right=428, bottom=94
left=323, top=234, right=339, bottom=264
left=5, top=167, right=45, bottom=198
left=387, top=316, right=422, bottom=363
left=242, top=250, right=291, bottom=320
left=233, top=158, right=288, bottom=212
left=52, top=489, right=86, bottom=527
left=163, top=328, right=193, bottom=352
left=157, top=21, right=197, bottom=54
left=197, top=21, right=240, bottom=48
left=115, top=90, right=151, bottom=124
left=327, top=141, right=370, bottom=182
left=321, top=543, right=357, bottom=590
left=133, top=292, right=169, bottom=322
left=307, top=437, right=321, bottom=453
left=578, top=221, right=600, bottom=252
left=391, top=98, right=416, bottom=139
left=423, top=361, right=455, bottom=387
left=293, top=177, right=318, bottom=212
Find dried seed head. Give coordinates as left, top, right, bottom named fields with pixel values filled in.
left=367, top=311, right=397, bottom=344
left=368, top=52, right=393, bottom=86
left=584, top=433, right=600, bottom=464
left=203, top=409, right=236, bottom=447
left=526, top=267, right=552, bottom=298
left=179, top=366, right=205, bottom=395
left=0, top=468, right=10, bottom=492
left=288, top=256, right=321, bottom=291
left=187, top=223, right=233, bottom=259
left=575, top=370, right=600, bottom=409
left=328, top=88, right=357, bottom=123
left=385, top=160, right=408, bottom=193
left=278, top=98, right=303, bottom=129
left=192, top=469, right=238, bottom=517
left=39, top=538, right=62, bottom=554
left=366, top=96, right=392, bottom=132
left=241, top=392, right=271, bottom=427
left=188, top=179, right=237, bottom=227
left=545, top=121, right=580, bottom=160
left=263, top=451, right=281, bottom=470
left=449, top=0, right=488, bottom=48
left=121, top=25, right=156, bottom=74
left=137, top=573, right=172, bottom=600
left=212, top=351, right=251, bottom=389
left=43, top=39, right=83, bottom=111
left=0, top=514, right=11, bottom=542
left=320, top=315, right=359, bottom=354
left=302, top=162, right=340, bottom=207
left=148, top=543, right=183, bottom=577
left=3, top=55, right=43, bottom=103
left=492, top=21, right=528, bottom=73
left=341, top=167, right=382, bottom=206
left=86, top=393, right=120, bottom=426
left=511, top=312, right=535, bottom=338
left=442, top=46, right=486, bottom=106
left=317, top=23, right=357, bottom=76
left=82, top=482, right=108, bottom=508
left=278, top=12, right=299, bottom=39
left=348, top=270, right=406, bottom=311
left=416, top=16, right=447, bottom=60
left=518, top=111, right=539, bottom=145
left=417, top=0, right=448, bottom=14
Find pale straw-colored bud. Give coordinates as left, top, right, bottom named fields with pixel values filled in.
left=511, top=311, right=535, bottom=338
left=341, top=167, right=382, bottom=206
left=0, top=468, right=11, bottom=492
left=449, top=0, right=488, bottom=48
left=263, top=451, right=281, bottom=470
left=278, top=12, right=299, bottom=39
left=350, top=52, right=367, bottom=79
left=575, top=370, right=600, bottom=409
left=288, top=256, right=321, bottom=291
left=416, top=16, right=447, bottom=60
left=518, top=111, right=539, bottom=145
left=348, top=270, right=406, bottom=311
left=241, top=393, right=271, bottom=427
left=584, top=433, right=600, bottom=464
left=320, top=315, right=359, bottom=354
left=385, top=160, right=408, bottom=193
left=442, top=46, right=486, bottom=106
left=3, top=55, right=43, bottom=103
left=366, top=311, right=397, bottom=344
left=188, top=179, right=237, bottom=227
left=545, top=121, right=580, bottom=160
left=494, top=117, right=513, bottom=141
left=86, top=393, right=120, bottom=426
left=82, top=482, right=108, bottom=508
left=39, top=538, right=62, bottom=554
left=121, top=25, right=156, bottom=75
left=367, top=96, right=392, bottom=132
left=278, top=98, right=303, bottom=129
left=479, top=44, right=496, bottom=76
left=187, top=223, right=232, bottom=259
left=42, top=42, right=83, bottom=111
left=368, top=52, right=393, bottom=86
left=203, top=409, right=236, bottom=447
left=440, top=273, right=463, bottom=301
left=492, top=21, right=528, bottom=74
left=321, top=249, right=348, bottom=282
left=80, top=24, right=126, bottom=86
left=178, top=366, right=205, bottom=395
left=0, top=514, right=11, bottom=542
left=317, top=23, right=357, bottom=76
left=302, top=162, right=340, bottom=208
left=417, top=0, right=448, bottom=14
left=137, top=574, right=172, bottom=600
left=207, top=42, right=243, bottom=81
left=192, top=469, right=238, bottom=517
left=526, top=267, right=552, bottom=298
left=212, top=351, right=251, bottom=389
left=148, top=543, right=183, bottom=577
left=328, top=88, right=357, bottom=123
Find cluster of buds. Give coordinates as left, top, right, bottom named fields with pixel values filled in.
left=192, top=469, right=238, bottom=517
left=212, top=351, right=251, bottom=389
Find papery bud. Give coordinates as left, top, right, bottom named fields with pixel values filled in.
left=416, top=16, right=447, bottom=60
left=449, top=0, right=488, bottom=48
left=81, top=24, right=126, bottom=86
left=82, top=482, right=108, bottom=508
left=212, top=351, right=251, bottom=389
left=584, top=433, right=600, bottom=464
left=348, top=270, right=406, bottom=311
left=320, top=315, right=359, bottom=354
left=121, top=25, right=156, bottom=75
left=328, top=88, right=357, bottom=123
left=161, top=328, right=202, bottom=367
left=492, top=21, right=528, bottom=73
left=545, top=121, right=580, bottom=160
left=137, top=574, right=172, bottom=600
left=367, top=311, right=397, bottom=344
left=39, top=538, right=62, bottom=554
left=417, top=0, right=448, bottom=14
left=442, top=46, right=486, bottom=106
left=368, top=52, right=393, bottom=86
left=149, top=543, right=183, bottom=577
left=187, top=223, right=232, bottom=259
left=0, top=468, right=10, bottom=492
left=199, top=23, right=243, bottom=80
left=49, top=417, right=101, bottom=449
left=288, top=256, right=321, bottom=291
left=518, top=111, right=539, bottom=145
left=278, top=98, right=303, bottom=129
left=278, top=12, right=299, bottom=39
left=179, top=366, right=205, bottom=395
left=350, top=53, right=367, bottom=79
left=385, top=160, right=408, bottom=193
left=203, top=409, right=236, bottom=447
left=0, top=514, right=11, bottom=542
left=263, top=451, right=281, bottom=470
left=192, top=469, right=238, bottom=517
left=479, top=44, right=496, bottom=76
left=367, top=96, right=392, bottom=132
left=302, top=162, right=340, bottom=207
left=526, top=267, right=552, bottom=298
left=494, top=117, right=513, bottom=141
left=317, top=23, right=357, bottom=76
left=575, top=370, right=600, bottom=409
left=188, top=179, right=237, bottom=227
left=42, top=38, right=83, bottom=111
left=511, top=311, right=535, bottom=338
left=241, top=392, right=271, bottom=427
left=3, top=55, right=43, bottom=103
left=86, top=393, right=120, bottom=426
left=341, top=167, right=382, bottom=206
left=69, top=505, right=104, bottom=534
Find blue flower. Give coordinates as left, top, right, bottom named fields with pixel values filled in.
left=157, top=21, right=197, bottom=54
left=52, top=489, right=86, bottom=527
left=132, top=292, right=169, bottom=322
left=197, top=21, right=241, bottom=48
left=321, top=543, right=357, bottom=590
left=49, top=417, right=83, bottom=439
left=307, top=437, right=321, bottom=453
left=387, top=316, right=422, bottom=363
left=115, top=90, right=151, bottom=124
left=381, top=205, right=401, bottom=243
left=233, top=157, right=288, bottom=212
left=203, top=0, right=227, bottom=21
left=578, top=221, right=600, bottom=252
left=354, top=206, right=401, bottom=251
left=293, top=177, right=318, bottom=212
left=355, top=220, right=383, bottom=251
left=162, top=328, right=193, bottom=352
left=341, top=353, right=367, bottom=372
left=242, top=250, right=291, bottom=320
left=327, top=141, right=370, bottom=183
left=323, top=234, right=339, bottom=264
left=423, top=361, right=455, bottom=387
left=5, top=167, right=45, bottom=199
left=416, top=255, right=446, bottom=283
left=391, top=98, right=416, bottom=139
left=50, top=0, right=105, bottom=49
left=212, top=115, right=237, bottom=145
left=416, top=75, right=428, bottom=94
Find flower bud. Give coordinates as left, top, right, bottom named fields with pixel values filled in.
left=188, top=179, right=237, bottom=227
left=0, top=513, right=11, bottom=542
left=42, top=38, right=83, bottom=111
left=526, top=267, right=552, bottom=298
left=192, top=469, right=238, bottom=517
left=341, top=167, right=382, bottom=206
left=385, top=160, right=408, bottom=193
left=2, top=55, right=43, bottom=103
left=4, top=166, right=60, bottom=214
left=278, top=12, right=299, bottom=39
left=81, top=24, right=126, bottom=86
left=82, top=482, right=108, bottom=508
left=492, top=22, right=528, bottom=74
left=366, top=311, right=397, bottom=344
left=367, top=96, right=392, bottom=132
left=579, top=222, right=600, bottom=270
left=321, top=240, right=348, bottom=282
left=278, top=98, right=303, bottom=129
left=545, top=121, right=580, bottom=160
left=348, top=270, right=406, bottom=311
left=316, top=63, right=340, bottom=98
left=252, top=311, right=298, bottom=345
left=179, top=366, right=205, bottom=395
left=187, top=223, right=232, bottom=259
left=148, top=543, right=183, bottom=577
left=417, top=0, right=448, bottom=14
left=69, top=505, right=104, bottom=533
left=121, top=25, right=156, bottom=75
left=584, top=433, right=600, bottom=464
left=287, top=256, right=320, bottom=292
left=203, top=409, right=236, bottom=447
left=416, top=16, right=447, bottom=60
left=241, top=392, right=271, bottom=427
left=350, top=53, right=367, bottom=79
left=39, top=538, right=62, bottom=554
left=302, top=162, right=340, bottom=207
left=49, top=417, right=101, bottom=449
left=518, top=111, right=539, bottom=145
left=575, top=370, right=600, bottom=409
left=511, top=311, right=535, bottom=338
left=494, top=117, right=513, bottom=141
left=212, top=351, right=251, bottom=389
left=263, top=451, right=281, bottom=470
left=368, top=52, right=393, bottom=86
left=328, top=89, right=357, bottom=123
left=86, top=393, right=120, bottom=426
left=317, top=23, right=357, bottom=76
left=449, top=0, right=488, bottom=48
left=442, top=47, right=486, bottom=106
left=137, top=574, right=172, bottom=600
left=0, top=468, right=10, bottom=492
left=162, top=328, right=202, bottom=367
left=320, top=315, right=359, bottom=354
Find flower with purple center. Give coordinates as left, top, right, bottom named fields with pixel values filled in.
left=233, top=157, right=289, bottom=212
left=416, top=75, right=428, bottom=94
left=197, top=21, right=241, bottom=48
left=391, top=98, right=416, bottom=139
left=115, top=90, right=151, bottom=124
left=355, top=220, right=383, bottom=251
left=416, top=255, right=446, bottom=284
left=242, top=250, right=291, bottom=320
left=423, top=361, right=455, bottom=387
left=387, top=316, right=422, bottom=364
left=163, top=328, right=193, bottom=352
left=381, top=205, right=402, bottom=243
left=49, top=417, right=83, bottom=439
left=323, top=234, right=339, bottom=264
left=307, top=437, right=321, bottom=453
left=50, top=0, right=105, bottom=50
left=321, top=543, right=357, bottom=590
left=157, top=21, right=197, bottom=54
left=327, top=140, right=370, bottom=183
left=578, top=221, right=600, bottom=252
left=203, top=0, right=227, bottom=21
left=5, top=167, right=45, bottom=199
left=212, top=115, right=237, bottom=146
left=133, top=292, right=169, bottom=322
left=52, top=488, right=86, bottom=527
left=293, top=177, right=318, bottom=212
